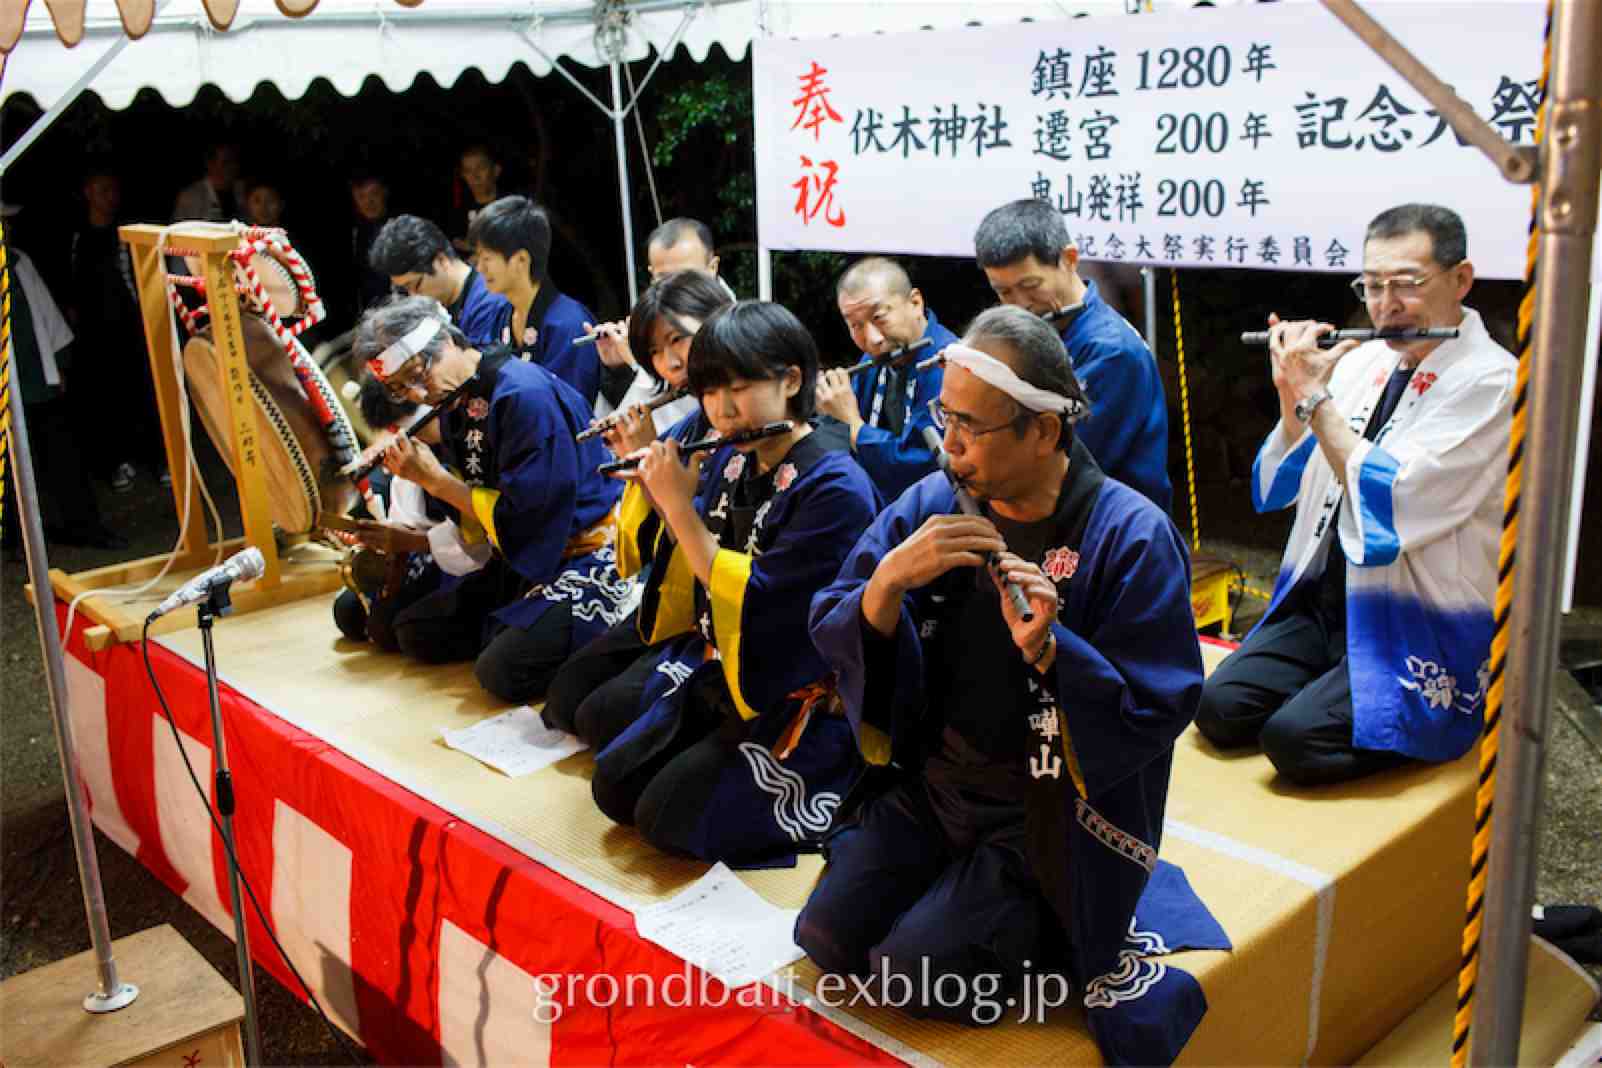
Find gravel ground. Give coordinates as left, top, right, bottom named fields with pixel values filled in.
left=2, top=457, right=1598, bottom=1063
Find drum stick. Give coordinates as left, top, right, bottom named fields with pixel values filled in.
left=1239, top=326, right=1460, bottom=347
left=597, top=421, right=794, bottom=475
left=920, top=425, right=1034, bottom=623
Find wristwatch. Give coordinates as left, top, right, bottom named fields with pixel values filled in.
left=1294, top=389, right=1333, bottom=424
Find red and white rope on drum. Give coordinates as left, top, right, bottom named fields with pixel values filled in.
left=235, top=228, right=326, bottom=336
left=166, top=285, right=205, bottom=335
left=166, top=231, right=379, bottom=515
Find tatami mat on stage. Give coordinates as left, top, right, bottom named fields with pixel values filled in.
left=1357, top=937, right=1600, bottom=1066
left=162, top=597, right=1483, bottom=1066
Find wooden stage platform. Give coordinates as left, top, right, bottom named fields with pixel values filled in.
left=50, top=585, right=1600, bottom=1066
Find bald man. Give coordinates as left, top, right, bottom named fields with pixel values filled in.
left=645, top=217, right=736, bottom=299
left=814, top=257, right=957, bottom=501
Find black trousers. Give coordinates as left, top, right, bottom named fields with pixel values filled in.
left=795, top=781, right=1059, bottom=1026
left=1196, top=582, right=1413, bottom=785
left=473, top=606, right=576, bottom=705
left=332, top=574, right=435, bottom=652
left=389, top=565, right=510, bottom=665
left=542, top=612, right=652, bottom=738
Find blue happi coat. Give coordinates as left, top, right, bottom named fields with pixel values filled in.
left=449, top=267, right=511, bottom=350
left=844, top=309, right=957, bottom=501
left=498, top=283, right=603, bottom=410
left=597, top=432, right=880, bottom=862
left=1060, top=281, right=1172, bottom=512
left=439, top=348, right=631, bottom=638
left=809, top=440, right=1227, bottom=1065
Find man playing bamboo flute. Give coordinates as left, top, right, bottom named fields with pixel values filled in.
left=1197, top=204, right=1515, bottom=784
left=814, top=257, right=956, bottom=501
left=563, top=302, right=880, bottom=865
left=800, top=305, right=1225, bottom=1066
left=357, top=296, right=632, bottom=703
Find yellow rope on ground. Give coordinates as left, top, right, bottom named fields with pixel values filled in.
left=1171, top=269, right=1200, bottom=552
left=1234, top=580, right=1273, bottom=602
left=0, top=221, right=13, bottom=530
left=1451, top=4, right=1552, bottom=1063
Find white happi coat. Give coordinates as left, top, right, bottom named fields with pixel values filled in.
left=1250, top=307, right=1515, bottom=761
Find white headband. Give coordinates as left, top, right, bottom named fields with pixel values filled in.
left=942, top=344, right=1087, bottom=421
left=368, top=312, right=446, bottom=380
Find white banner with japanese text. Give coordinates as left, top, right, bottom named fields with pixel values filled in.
left=752, top=3, right=1544, bottom=279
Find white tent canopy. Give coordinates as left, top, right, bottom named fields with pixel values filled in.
left=0, top=0, right=1157, bottom=110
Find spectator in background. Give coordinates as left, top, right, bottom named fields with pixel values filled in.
left=1, top=206, right=127, bottom=553
left=348, top=169, right=392, bottom=322
left=645, top=217, right=735, bottom=298
left=244, top=179, right=285, bottom=228
left=173, top=140, right=246, bottom=222
left=69, top=163, right=164, bottom=493
left=448, top=143, right=504, bottom=255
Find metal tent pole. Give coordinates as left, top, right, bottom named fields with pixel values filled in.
left=1141, top=266, right=1158, bottom=348
left=0, top=31, right=138, bottom=178
left=758, top=242, right=773, bottom=301
left=1472, top=1, right=1601, bottom=1060
left=3, top=326, right=139, bottom=1016
left=603, top=17, right=641, bottom=306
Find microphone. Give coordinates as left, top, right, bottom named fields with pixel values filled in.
left=919, top=426, right=1033, bottom=623
left=147, top=548, right=267, bottom=622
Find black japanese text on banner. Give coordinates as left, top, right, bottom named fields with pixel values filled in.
left=752, top=2, right=1543, bottom=279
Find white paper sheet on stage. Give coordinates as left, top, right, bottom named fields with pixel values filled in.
left=753, top=2, right=1544, bottom=278
left=633, top=863, right=805, bottom=990
left=441, top=706, right=586, bottom=778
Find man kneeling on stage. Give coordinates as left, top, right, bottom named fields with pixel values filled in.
left=356, top=296, right=633, bottom=703
left=1196, top=203, right=1515, bottom=785
left=801, top=306, right=1209, bottom=1064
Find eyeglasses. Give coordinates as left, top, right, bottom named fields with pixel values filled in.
left=1349, top=266, right=1454, bottom=301
left=928, top=399, right=1028, bottom=444
left=392, top=273, right=428, bottom=297
left=381, top=357, right=431, bottom=401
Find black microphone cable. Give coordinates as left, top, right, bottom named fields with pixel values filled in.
left=141, top=620, right=366, bottom=1066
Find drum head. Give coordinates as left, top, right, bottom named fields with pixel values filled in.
left=184, top=239, right=304, bottom=318
left=182, top=319, right=358, bottom=534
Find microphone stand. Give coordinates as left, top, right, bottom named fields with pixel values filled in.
left=195, top=580, right=263, bottom=1067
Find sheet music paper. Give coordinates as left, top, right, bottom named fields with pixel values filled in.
left=440, top=706, right=586, bottom=778
left=633, top=863, right=805, bottom=989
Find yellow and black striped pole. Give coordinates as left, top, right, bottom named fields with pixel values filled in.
left=0, top=220, right=13, bottom=530
left=1170, top=269, right=1200, bottom=552
left=1451, top=4, right=1553, bottom=1064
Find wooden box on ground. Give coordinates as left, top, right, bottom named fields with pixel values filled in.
left=0, top=925, right=243, bottom=1068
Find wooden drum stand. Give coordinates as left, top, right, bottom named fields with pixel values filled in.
left=40, top=222, right=364, bottom=650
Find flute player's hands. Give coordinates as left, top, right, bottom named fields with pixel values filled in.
left=877, top=515, right=1007, bottom=598
left=991, top=551, right=1058, bottom=665
left=1266, top=313, right=1358, bottom=402
left=602, top=403, right=657, bottom=456
left=860, top=514, right=1008, bottom=638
